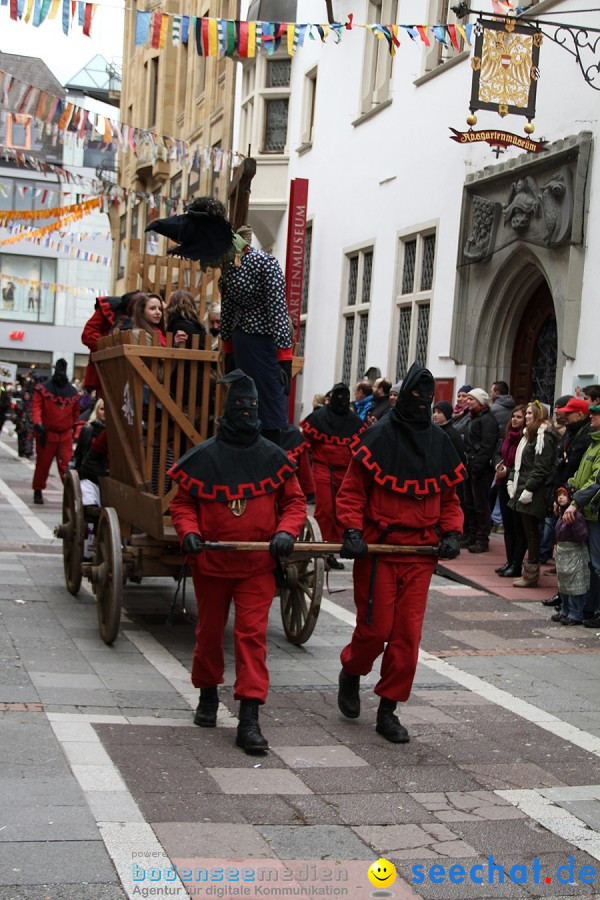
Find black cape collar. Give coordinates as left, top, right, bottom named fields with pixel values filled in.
left=37, top=378, right=78, bottom=402
left=279, top=424, right=309, bottom=461
left=350, top=415, right=466, bottom=496
left=300, top=406, right=364, bottom=444
left=168, top=434, right=297, bottom=500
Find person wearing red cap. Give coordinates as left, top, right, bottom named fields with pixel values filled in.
left=31, top=359, right=79, bottom=505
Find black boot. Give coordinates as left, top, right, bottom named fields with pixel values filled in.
left=33, top=490, right=43, bottom=505
left=376, top=697, right=410, bottom=743
left=194, top=687, right=219, bottom=727
left=236, top=699, right=268, bottom=754
left=337, top=668, right=360, bottom=718
left=326, top=554, right=345, bottom=571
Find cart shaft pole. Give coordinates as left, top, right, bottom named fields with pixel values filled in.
left=200, top=541, right=439, bottom=555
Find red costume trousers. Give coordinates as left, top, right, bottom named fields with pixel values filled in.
left=313, top=463, right=346, bottom=542
left=340, top=556, right=436, bottom=702
left=32, top=433, right=73, bottom=490
left=191, top=570, right=275, bottom=703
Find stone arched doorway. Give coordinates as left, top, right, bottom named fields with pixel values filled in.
left=510, top=280, right=557, bottom=405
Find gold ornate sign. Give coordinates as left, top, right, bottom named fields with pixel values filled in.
left=469, top=18, right=541, bottom=133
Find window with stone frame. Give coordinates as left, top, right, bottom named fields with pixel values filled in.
left=239, top=54, right=291, bottom=157
left=394, top=230, right=435, bottom=380
left=340, top=247, right=373, bottom=384
left=423, top=0, right=469, bottom=73
left=359, top=0, right=398, bottom=115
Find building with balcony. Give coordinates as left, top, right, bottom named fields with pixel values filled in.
left=0, top=52, right=115, bottom=381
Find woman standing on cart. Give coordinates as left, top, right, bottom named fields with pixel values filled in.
left=169, top=370, right=306, bottom=755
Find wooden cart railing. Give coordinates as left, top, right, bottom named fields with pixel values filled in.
left=92, top=329, right=221, bottom=541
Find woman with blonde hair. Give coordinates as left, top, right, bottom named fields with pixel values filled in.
left=165, top=290, right=207, bottom=404
left=508, top=400, right=558, bottom=587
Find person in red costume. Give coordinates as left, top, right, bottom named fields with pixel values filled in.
left=81, top=292, right=141, bottom=394
left=300, top=383, right=364, bottom=569
left=279, top=423, right=315, bottom=501
left=169, top=370, right=306, bottom=755
left=31, top=359, right=80, bottom=504
left=336, top=363, right=466, bottom=743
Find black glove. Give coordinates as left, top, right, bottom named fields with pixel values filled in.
left=340, top=529, right=368, bottom=560
left=278, top=360, right=292, bottom=395
left=182, top=533, right=204, bottom=555
left=438, top=531, right=460, bottom=560
left=269, top=531, right=295, bottom=559
left=34, top=423, right=47, bottom=448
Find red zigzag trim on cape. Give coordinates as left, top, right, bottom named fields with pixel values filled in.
left=96, top=295, right=118, bottom=327
left=350, top=436, right=467, bottom=496
left=300, top=420, right=365, bottom=446
left=168, top=460, right=297, bottom=501
left=285, top=440, right=309, bottom=463
left=35, top=384, right=79, bottom=408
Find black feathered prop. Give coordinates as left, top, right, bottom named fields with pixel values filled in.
left=145, top=210, right=234, bottom=264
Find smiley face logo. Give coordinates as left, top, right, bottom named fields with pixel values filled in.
left=368, top=858, right=397, bottom=888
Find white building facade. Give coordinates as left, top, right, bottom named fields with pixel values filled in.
left=236, top=0, right=600, bottom=415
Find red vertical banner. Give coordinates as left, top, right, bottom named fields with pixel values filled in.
left=284, top=177, right=309, bottom=421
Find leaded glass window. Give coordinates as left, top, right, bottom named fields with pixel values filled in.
left=267, top=59, right=291, bottom=87
left=415, top=304, right=430, bottom=366
left=396, top=306, right=411, bottom=381
left=420, top=234, right=436, bottom=291
left=402, top=240, right=416, bottom=294
left=342, top=317, right=355, bottom=385
left=347, top=256, right=358, bottom=306
left=264, top=98, right=288, bottom=152
left=357, top=314, right=369, bottom=380
left=362, top=251, right=373, bottom=303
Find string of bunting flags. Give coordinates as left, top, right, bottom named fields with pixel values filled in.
left=0, top=68, right=245, bottom=170
left=1, top=0, right=96, bottom=36
left=0, top=197, right=101, bottom=223
left=134, top=12, right=476, bottom=57
left=0, top=273, right=101, bottom=297
left=1, top=226, right=110, bottom=263
left=0, top=197, right=102, bottom=245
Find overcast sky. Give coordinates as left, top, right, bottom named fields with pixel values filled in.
left=0, top=1, right=124, bottom=86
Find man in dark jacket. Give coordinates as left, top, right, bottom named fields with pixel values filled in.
left=489, top=380, right=516, bottom=434
left=369, top=378, right=391, bottom=422
left=462, top=388, right=499, bottom=552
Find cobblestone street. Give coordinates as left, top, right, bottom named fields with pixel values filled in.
left=1, top=433, right=600, bottom=900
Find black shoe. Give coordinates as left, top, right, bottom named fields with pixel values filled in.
left=33, top=490, right=43, bottom=505
left=459, top=536, right=473, bottom=548
left=583, top=614, right=600, bottom=628
left=468, top=543, right=489, bottom=553
left=376, top=698, right=410, bottom=744
left=194, top=687, right=218, bottom=727
left=236, top=699, right=268, bottom=754
left=326, top=554, right=345, bottom=571
left=561, top=618, right=583, bottom=626
left=495, top=562, right=510, bottom=574
left=550, top=612, right=567, bottom=623
left=337, top=668, right=360, bottom=718
left=499, top=564, right=521, bottom=578
left=541, top=593, right=561, bottom=608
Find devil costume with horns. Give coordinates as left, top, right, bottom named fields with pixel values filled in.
left=335, top=364, right=465, bottom=743
left=300, top=385, right=364, bottom=566
left=32, top=359, right=79, bottom=504
left=169, top=370, right=306, bottom=754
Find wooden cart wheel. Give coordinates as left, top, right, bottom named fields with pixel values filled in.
left=280, top=515, right=324, bottom=645
left=61, top=468, right=84, bottom=596
left=95, top=507, right=123, bottom=645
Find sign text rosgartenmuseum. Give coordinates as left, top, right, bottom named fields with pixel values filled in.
left=449, top=128, right=548, bottom=153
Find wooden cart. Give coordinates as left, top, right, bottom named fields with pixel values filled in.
left=56, top=326, right=324, bottom=647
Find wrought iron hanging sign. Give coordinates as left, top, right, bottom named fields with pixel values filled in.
left=468, top=17, right=542, bottom=135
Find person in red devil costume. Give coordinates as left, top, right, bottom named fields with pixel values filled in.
left=169, top=370, right=306, bottom=755
left=336, top=363, right=466, bottom=743
left=279, top=423, right=315, bottom=501
left=300, top=384, right=364, bottom=570
left=31, top=358, right=80, bottom=504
